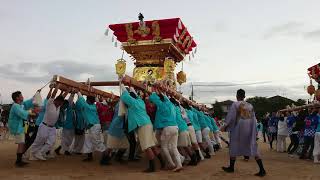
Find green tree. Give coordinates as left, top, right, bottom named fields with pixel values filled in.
left=247, top=97, right=270, bottom=120
left=295, top=99, right=306, bottom=106
left=212, top=101, right=224, bottom=119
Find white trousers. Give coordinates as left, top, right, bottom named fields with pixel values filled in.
left=276, top=135, right=287, bottom=152
left=73, top=134, right=85, bottom=153
left=202, top=127, right=215, bottom=155
left=61, top=129, right=74, bottom=152
left=82, top=124, right=106, bottom=154
left=31, top=123, right=56, bottom=155
left=161, top=126, right=182, bottom=168
left=313, top=132, right=320, bottom=158
left=213, top=131, right=222, bottom=145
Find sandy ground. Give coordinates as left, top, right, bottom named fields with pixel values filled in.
left=0, top=139, right=320, bottom=180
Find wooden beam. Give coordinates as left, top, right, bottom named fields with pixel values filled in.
left=51, top=75, right=119, bottom=101
left=122, top=75, right=148, bottom=91
left=79, top=81, right=120, bottom=86
left=279, top=103, right=320, bottom=112
left=51, top=75, right=203, bottom=109
left=121, top=75, right=200, bottom=109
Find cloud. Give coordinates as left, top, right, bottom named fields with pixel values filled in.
left=263, top=22, right=304, bottom=39
left=304, top=30, right=320, bottom=39
left=264, top=22, right=320, bottom=41
left=0, top=60, right=118, bottom=83
left=180, top=81, right=307, bottom=104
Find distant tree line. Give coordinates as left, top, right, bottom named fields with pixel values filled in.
left=212, top=96, right=306, bottom=120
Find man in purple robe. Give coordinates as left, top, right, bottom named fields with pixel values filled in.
left=220, top=89, right=266, bottom=177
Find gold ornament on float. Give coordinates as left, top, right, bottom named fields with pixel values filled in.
left=315, top=89, right=320, bottom=101
left=152, top=21, right=162, bottom=42
left=177, top=71, right=186, bottom=85
left=307, top=80, right=315, bottom=96
left=115, top=58, right=126, bottom=76
left=164, top=58, right=175, bottom=73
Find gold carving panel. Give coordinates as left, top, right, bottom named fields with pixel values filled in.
left=133, top=67, right=165, bottom=82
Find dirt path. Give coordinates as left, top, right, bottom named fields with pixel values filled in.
left=0, top=140, right=319, bottom=180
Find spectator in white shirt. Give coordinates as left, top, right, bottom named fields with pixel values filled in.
left=277, top=113, right=288, bottom=152
left=30, top=86, right=67, bottom=161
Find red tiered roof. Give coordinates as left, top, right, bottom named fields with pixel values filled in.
left=308, top=63, right=320, bottom=82
left=108, top=18, right=197, bottom=55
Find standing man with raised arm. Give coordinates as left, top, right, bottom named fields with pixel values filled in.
left=8, top=91, right=39, bottom=167
left=221, top=89, right=266, bottom=177
left=76, top=91, right=109, bottom=165
left=120, top=84, right=164, bottom=172
left=60, top=91, right=76, bottom=155
left=30, top=86, right=66, bottom=161
left=149, top=86, right=182, bottom=172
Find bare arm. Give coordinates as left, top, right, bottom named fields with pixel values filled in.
left=68, top=93, right=75, bottom=105
left=62, top=88, right=71, bottom=98
left=46, top=88, right=53, bottom=100
left=51, top=87, right=59, bottom=99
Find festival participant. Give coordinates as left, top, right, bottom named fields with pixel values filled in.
left=276, top=113, right=288, bottom=152
left=149, top=86, right=182, bottom=172
left=313, top=108, right=320, bottom=163
left=52, top=100, right=68, bottom=157
left=76, top=91, right=109, bottom=164
left=8, top=91, right=39, bottom=167
left=256, top=120, right=263, bottom=141
left=23, top=93, right=40, bottom=154
left=72, top=93, right=86, bottom=154
left=181, top=101, right=203, bottom=162
left=95, top=96, right=114, bottom=149
left=0, top=120, right=5, bottom=140
left=207, top=113, right=221, bottom=151
left=288, top=110, right=306, bottom=156
left=30, top=87, right=65, bottom=160
left=60, top=92, right=76, bottom=155
left=191, top=106, right=211, bottom=159
left=268, top=112, right=278, bottom=149
left=300, top=108, right=319, bottom=160
left=34, top=98, right=49, bottom=137
left=122, top=91, right=139, bottom=162
left=170, top=97, right=197, bottom=166
left=261, top=114, right=269, bottom=143
left=120, top=84, right=164, bottom=172
left=197, top=107, right=215, bottom=156
left=287, top=111, right=297, bottom=153
left=220, top=89, right=266, bottom=177
left=102, top=101, right=129, bottom=164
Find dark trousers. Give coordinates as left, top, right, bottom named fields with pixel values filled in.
left=262, top=128, right=268, bottom=142
left=269, top=133, right=277, bottom=149
left=288, top=134, right=299, bottom=154
left=126, top=131, right=137, bottom=160
left=24, top=125, right=39, bottom=153
left=300, top=136, right=315, bottom=159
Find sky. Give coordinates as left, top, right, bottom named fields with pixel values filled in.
left=1, top=0, right=320, bottom=104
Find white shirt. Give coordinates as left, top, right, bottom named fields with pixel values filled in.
left=277, top=120, right=288, bottom=136
left=43, top=98, right=60, bottom=126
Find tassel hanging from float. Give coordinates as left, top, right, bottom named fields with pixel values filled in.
left=112, top=35, right=115, bottom=42
left=178, top=19, right=182, bottom=30
left=173, top=34, right=178, bottom=42
left=189, top=55, right=191, bottom=61
left=192, top=51, right=195, bottom=58
left=175, top=28, right=180, bottom=37
left=104, top=28, right=109, bottom=36
left=182, top=61, right=184, bottom=71
left=114, top=39, right=118, bottom=47
left=194, top=47, right=197, bottom=54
